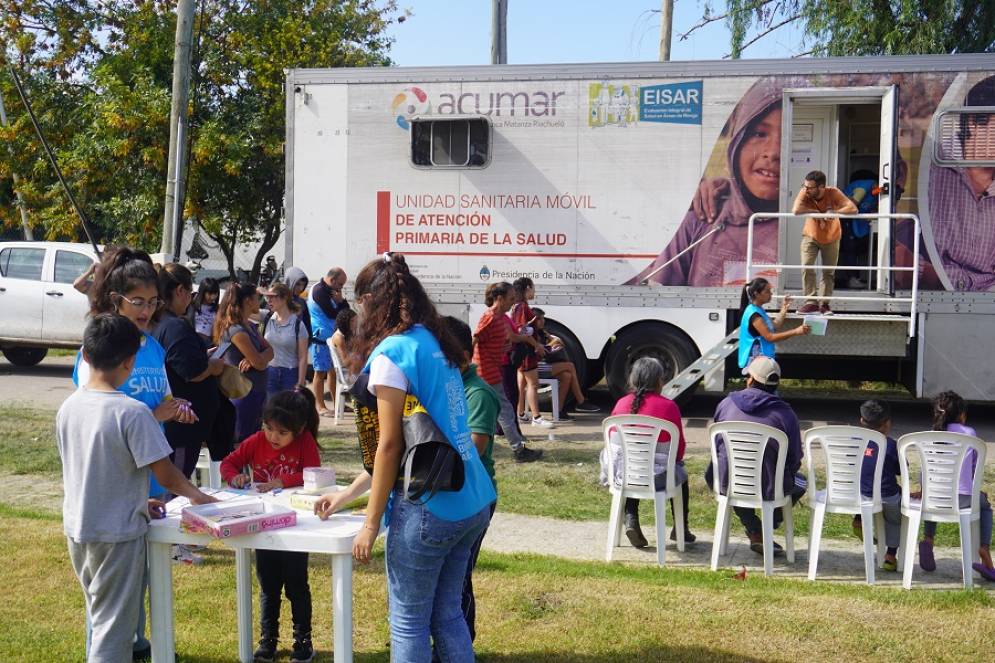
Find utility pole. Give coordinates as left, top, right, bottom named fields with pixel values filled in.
left=659, top=0, right=674, bottom=61
left=161, top=0, right=196, bottom=259
left=0, top=85, right=33, bottom=240
left=491, top=0, right=508, bottom=65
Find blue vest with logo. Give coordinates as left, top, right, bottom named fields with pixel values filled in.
left=738, top=303, right=776, bottom=369
left=366, top=325, right=496, bottom=521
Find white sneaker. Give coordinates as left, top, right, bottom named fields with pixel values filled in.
left=530, top=416, right=555, bottom=429
left=518, top=412, right=531, bottom=423
left=847, top=276, right=867, bottom=288
left=171, top=544, right=204, bottom=566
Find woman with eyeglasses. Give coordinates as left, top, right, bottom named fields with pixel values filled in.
left=71, top=247, right=197, bottom=659
left=260, top=282, right=309, bottom=397
left=214, top=281, right=274, bottom=441
left=737, top=277, right=809, bottom=374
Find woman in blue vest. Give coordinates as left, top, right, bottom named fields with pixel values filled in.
left=350, top=253, right=495, bottom=663
left=738, top=277, right=810, bottom=373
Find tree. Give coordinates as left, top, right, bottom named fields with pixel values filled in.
left=0, top=1, right=397, bottom=280
left=681, top=1, right=995, bottom=58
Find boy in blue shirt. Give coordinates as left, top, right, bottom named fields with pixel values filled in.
left=57, top=314, right=216, bottom=661
left=852, top=400, right=901, bottom=572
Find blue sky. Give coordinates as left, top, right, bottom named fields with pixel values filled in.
left=385, top=0, right=805, bottom=66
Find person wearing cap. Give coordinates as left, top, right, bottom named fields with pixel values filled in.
left=705, top=356, right=805, bottom=556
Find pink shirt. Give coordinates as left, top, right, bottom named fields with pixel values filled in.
left=611, top=392, right=686, bottom=461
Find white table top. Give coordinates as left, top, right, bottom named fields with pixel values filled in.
left=148, top=488, right=364, bottom=555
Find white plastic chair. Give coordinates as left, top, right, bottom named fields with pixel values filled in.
left=804, top=425, right=888, bottom=584
left=897, top=431, right=987, bottom=590
left=708, top=421, right=795, bottom=576
left=193, top=448, right=222, bottom=489
left=537, top=377, right=560, bottom=422
left=603, top=415, right=685, bottom=566
left=326, top=339, right=352, bottom=424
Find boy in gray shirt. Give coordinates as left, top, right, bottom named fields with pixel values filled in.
left=57, top=314, right=217, bottom=662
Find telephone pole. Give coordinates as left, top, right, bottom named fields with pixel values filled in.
left=0, top=86, right=33, bottom=240
left=161, top=0, right=196, bottom=259
left=491, top=0, right=508, bottom=64
left=659, top=0, right=674, bottom=61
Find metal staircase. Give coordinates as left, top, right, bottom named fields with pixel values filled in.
left=661, top=329, right=739, bottom=401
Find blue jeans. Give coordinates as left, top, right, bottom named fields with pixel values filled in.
left=266, top=365, right=298, bottom=397
left=386, top=497, right=492, bottom=663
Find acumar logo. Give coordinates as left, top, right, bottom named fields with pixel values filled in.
left=391, top=87, right=431, bottom=130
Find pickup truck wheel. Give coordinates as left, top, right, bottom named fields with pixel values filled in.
left=2, top=347, right=49, bottom=367
left=604, top=324, right=698, bottom=400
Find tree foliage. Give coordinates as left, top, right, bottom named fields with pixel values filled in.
left=684, top=1, right=995, bottom=58
left=1, top=0, right=397, bottom=279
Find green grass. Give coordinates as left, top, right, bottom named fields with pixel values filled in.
left=0, top=405, right=62, bottom=476
left=1, top=511, right=993, bottom=662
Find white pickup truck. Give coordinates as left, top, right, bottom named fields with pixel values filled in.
left=0, top=241, right=96, bottom=366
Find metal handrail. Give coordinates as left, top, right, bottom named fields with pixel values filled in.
left=746, top=212, right=921, bottom=337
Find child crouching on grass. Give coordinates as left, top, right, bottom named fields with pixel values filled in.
left=57, top=314, right=217, bottom=662
left=220, top=387, right=321, bottom=663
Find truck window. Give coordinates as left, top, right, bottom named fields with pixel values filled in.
left=410, top=118, right=490, bottom=168
left=0, top=247, right=45, bottom=281
left=932, top=108, right=995, bottom=166
left=54, top=250, right=94, bottom=284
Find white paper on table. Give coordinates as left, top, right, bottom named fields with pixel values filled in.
left=803, top=315, right=829, bottom=336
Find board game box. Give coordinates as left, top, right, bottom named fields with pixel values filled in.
left=180, top=498, right=297, bottom=538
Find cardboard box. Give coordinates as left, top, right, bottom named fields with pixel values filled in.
left=180, top=498, right=296, bottom=539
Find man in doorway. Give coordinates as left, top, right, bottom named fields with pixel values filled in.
left=792, top=170, right=857, bottom=314
left=307, top=267, right=349, bottom=417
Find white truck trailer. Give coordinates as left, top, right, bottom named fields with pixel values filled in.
left=285, top=54, right=995, bottom=401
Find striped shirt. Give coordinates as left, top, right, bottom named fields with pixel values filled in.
left=473, top=309, right=508, bottom=385
left=928, top=164, right=995, bottom=291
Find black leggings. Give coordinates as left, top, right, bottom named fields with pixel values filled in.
left=256, top=550, right=312, bottom=638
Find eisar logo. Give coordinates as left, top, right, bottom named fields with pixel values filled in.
left=639, top=81, right=703, bottom=125
left=391, top=87, right=431, bottom=130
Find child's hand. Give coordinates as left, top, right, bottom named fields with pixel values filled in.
left=153, top=398, right=181, bottom=423
left=172, top=399, right=199, bottom=424
left=255, top=480, right=282, bottom=493
left=148, top=498, right=166, bottom=519
left=229, top=474, right=251, bottom=489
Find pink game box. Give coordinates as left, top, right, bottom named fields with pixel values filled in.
left=180, top=498, right=297, bottom=539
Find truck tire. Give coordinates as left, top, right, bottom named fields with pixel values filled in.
left=542, top=318, right=589, bottom=389
left=604, top=324, right=698, bottom=400
left=2, top=346, right=48, bottom=367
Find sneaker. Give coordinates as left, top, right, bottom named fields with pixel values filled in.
left=625, top=526, right=649, bottom=548
left=798, top=303, right=820, bottom=314
left=513, top=446, right=543, bottom=463
left=556, top=411, right=573, bottom=422
left=847, top=276, right=867, bottom=289
left=518, top=412, right=531, bottom=423
left=171, top=544, right=204, bottom=566
left=530, top=416, right=554, bottom=429
left=881, top=558, right=898, bottom=573
left=820, top=303, right=833, bottom=315
left=749, top=540, right=784, bottom=556
left=918, top=540, right=937, bottom=572
left=972, top=562, right=995, bottom=582
left=574, top=401, right=601, bottom=413
left=290, top=636, right=314, bottom=663
left=253, top=636, right=278, bottom=663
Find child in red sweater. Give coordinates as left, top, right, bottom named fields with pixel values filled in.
left=221, top=387, right=321, bottom=663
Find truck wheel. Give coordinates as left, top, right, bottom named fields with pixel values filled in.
left=604, top=324, right=698, bottom=400
left=2, top=347, right=48, bottom=367
left=542, top=318, right=589, bottom=389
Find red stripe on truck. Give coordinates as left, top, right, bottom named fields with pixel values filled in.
left=376, top=190, right=391, bottom=254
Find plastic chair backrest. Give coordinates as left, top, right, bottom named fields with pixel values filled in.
left=708, top=421, right=788, bottom=502
left=897, top=431, right=987, bottom=517
left=602, top=415, right=680, bottom=494
left=328, top=339, right=349, bottom=386
left=804, top=425, right=886, bottom=508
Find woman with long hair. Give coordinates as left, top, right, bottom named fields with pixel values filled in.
left=261, top=282, right=309, bottom=396
left=737, top=276, right=808, bottom=373
left=916, top=391, right=994, bottom=581
left=191, top=277, right=220, bottom=345
left=530, top=308, right=599, bottom=419
left=153, top=263, right=225, bottom=478
left=511, top=277, right=554, bottom=428
left=214, top=282, right=274, bottom=441
left=605, top=357, right=693, bottom=548
left=349, top=253, right=495, bottom=662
